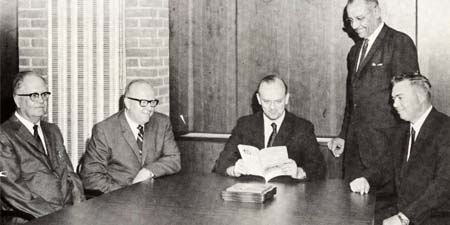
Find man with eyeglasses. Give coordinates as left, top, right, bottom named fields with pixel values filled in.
left=80, top=79, right=181, bottom=193
left=0, top=71, right=84, bottom=224
left=213, top=74, right=326, bottom=181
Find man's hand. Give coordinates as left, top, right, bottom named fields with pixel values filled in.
left=132, top=168, right=154, bottom=184
left=280, top=159, right=306, bottom=179
left=382, top=215, right=403, bottom=225
left=226, top=159, right=249, bottom=177
left=328, top=137, right=345, bottom=157
left=350, top=177, right=370, bottom=195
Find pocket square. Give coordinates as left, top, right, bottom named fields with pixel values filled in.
left=371, top=62, right=383, bottom=66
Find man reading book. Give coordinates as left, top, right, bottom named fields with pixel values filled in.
left=213, top=74, right=326, bottom=180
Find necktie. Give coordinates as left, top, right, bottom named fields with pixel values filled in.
left=267, top=123, right=277, bottom=147
left=406, top=127, right=415, bottom=161
left=33, top=125, right=45, bottom=153
left=137, top=125, right=144, bottom=155
left=357, top=39, right=369, bottom=71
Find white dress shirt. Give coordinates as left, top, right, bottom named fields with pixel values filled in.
left=407, top=106, right=433, bottom=161
left=263, top=111, right=285, bottom=148
left=15, top=111, right=47, bottom=154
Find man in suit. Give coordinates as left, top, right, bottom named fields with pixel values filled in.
left=0, top=71, right=84, bottom=224
left=213, top=74, right=326, bottom=180
left=328, top=0, right=419, bottom=193
left=80, top=79, right=181, bottom=193
left=378, top=73, right=450, bottom=225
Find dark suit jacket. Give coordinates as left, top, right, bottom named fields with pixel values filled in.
left=80, top=110, right=181, bottom=193
left=388, top=108, right=450, bottom=225
left=213, top=111, right=326, bottom=180
left=0, top=115, right=84, bottom=219
left=340, top=24, right=419, bottom=181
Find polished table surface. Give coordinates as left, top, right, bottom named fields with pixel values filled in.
left=26, top=173, right=374, bottom=225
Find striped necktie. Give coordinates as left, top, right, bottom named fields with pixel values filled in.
left=137, top=125, right=144, bottom=155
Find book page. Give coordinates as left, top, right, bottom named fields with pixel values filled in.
left=237, top=144, right=264, bottom=176
left=259, top=146, right=289, bottom=166
left=260, top=146, right=289, bottom=182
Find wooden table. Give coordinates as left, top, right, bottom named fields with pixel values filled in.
left=25, top=173, right=374, bottom=225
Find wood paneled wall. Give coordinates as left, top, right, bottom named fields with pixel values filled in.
left=417, top=0, right=450, bottom=115
left=170, top=0, right=450, bottom=135
left=169, top=0, right=237, bottom=133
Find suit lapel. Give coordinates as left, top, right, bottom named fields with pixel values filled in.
left=254, top=112, right=265, bottom=149
left=273, top=112, right=293, bottom=147
left=10, top=116, right=52, bottom=168
left=352, top=41, right=364, bottom=75
left=407, top=109, right=437, bottom=164
left=142, top=116, right=158, bottom=166
left=355, top=25, right=389, bottom=75
left=119, top=111, right=143, bottom=163
left=398, top=126, right=410, bottom=181
left=41, top=122, right=62, bottom=172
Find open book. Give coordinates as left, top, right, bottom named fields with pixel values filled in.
left=238, top=144, right=292, bottom=182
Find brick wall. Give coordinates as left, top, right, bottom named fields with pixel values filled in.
left=17, top=0, right=170, bottom=115
left=18, top=0, right=48, bottom=76
left=125, top=0, right=170, bottom=114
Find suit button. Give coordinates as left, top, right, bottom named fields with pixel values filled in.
left=353, top=103, right=358, bottom=108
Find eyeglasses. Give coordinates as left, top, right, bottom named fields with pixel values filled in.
left=126, top=96, right=159, bottom=107
left=16, top=92, right=51, bottom=102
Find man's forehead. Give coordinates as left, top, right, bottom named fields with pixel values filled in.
left=347, top=1, right=369, bottom=15
left=128, top=82, right=155, bottom=97
left=392, top=81, right=412, bottom=96
left=20, top=75, right=47, bottom=90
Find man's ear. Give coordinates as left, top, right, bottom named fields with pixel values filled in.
left=256, top=93, right=262, bottom=105
left=373, top=4, right=381, bottom=19
left=13, top=95, right=20, bottom=109
left=285, top=93, right=290, bottom=105
left=417, top=90, right=427, bottom=104
left=123, top=98, right=130, bottom=110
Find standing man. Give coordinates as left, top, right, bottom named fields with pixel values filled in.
left=213, top=74, right=326, bottom=181
left=0, top=71, right=84, bottom=224
left=328, top=0, right=420, bottom=193
left=80, top=79, right=181, bottom=193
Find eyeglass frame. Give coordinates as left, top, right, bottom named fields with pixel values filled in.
left=16, top=92, right=51, bottom=102
left=126, top=96, right=159, bottom=107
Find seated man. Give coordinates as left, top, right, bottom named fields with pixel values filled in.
left=362, top=73, right=450, bottom=225
left=0, top=71, right=84, bottom=224
left=80, top=79, right=181, bottom=193
left=213, top=74, right=326, bottom=180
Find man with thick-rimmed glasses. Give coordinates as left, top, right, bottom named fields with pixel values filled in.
left=0, top=71, right=84, bottom=224
left=80, top=79, right=180, bottom=194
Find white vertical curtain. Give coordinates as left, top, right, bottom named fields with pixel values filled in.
left=47, top=0, right=125, bottom=166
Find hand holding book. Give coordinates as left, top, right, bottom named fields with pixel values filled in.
left=230, top=144, right=307, bottom=182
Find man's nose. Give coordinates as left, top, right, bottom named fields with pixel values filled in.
left=392, top=99, right=399, bottom=108
left=350, top=20, right=359, bottom=29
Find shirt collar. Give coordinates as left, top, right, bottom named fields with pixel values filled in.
left=263, top=110, right=285, bottom=132
left=15, top=111, right=40, bottom=134
left=366, top=22, right=384, bottom=48
left=124, top=109, right=142, bottom=139
left=411, top=106, right=433, bottom=138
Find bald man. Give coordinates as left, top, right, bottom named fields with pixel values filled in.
left=213, top=74, right=326, bottom=181
left=80, top=79, right=181, bottom=193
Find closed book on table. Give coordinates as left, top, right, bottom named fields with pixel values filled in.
left=221, top=183, right=276, bottom=203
